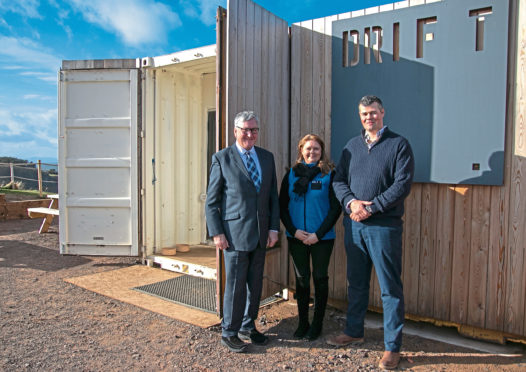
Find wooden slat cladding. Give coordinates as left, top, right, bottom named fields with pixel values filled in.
left=290, top=1, right=526, bottom=339
left=506, top=0, right=526, bottom=335
left=515, top=0, right=526, bottom=336
left=507, top=0, right=526, bottom=337
left=467, top=186, right=491, bottom=328
left=402, top=184, right=422, bottom=315
left=226, top=0, right=290, bottom=297
left=290, top=17, right=336, bottom=154
left=433, top=185, right=455, bottom=320
left=450, top=186, right=472, bottom=325
left=227, top=0, right=289, bottom=181
left=418, top=183, right=438, bottom=317
left=216, top=7, right=227, bottom=151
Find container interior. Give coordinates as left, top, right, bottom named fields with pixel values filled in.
left=142, top=55, right=217, bottom=258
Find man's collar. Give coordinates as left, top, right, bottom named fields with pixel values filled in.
left=235, top=142, right=255, bottom=155
left=362, top=126, right=388, bottom=142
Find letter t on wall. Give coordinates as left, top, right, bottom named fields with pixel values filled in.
left=469, top=7, right=493, bottom=51
left=416, top=16, right=437, bottom=58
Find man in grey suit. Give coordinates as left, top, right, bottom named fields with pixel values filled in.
left=205, top=111, right=280, bottom=353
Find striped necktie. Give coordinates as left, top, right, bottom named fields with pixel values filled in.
left=245, top=151, right=261, bottom=192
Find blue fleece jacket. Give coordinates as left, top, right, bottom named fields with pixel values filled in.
left=279, top=166, right=341, bottom=240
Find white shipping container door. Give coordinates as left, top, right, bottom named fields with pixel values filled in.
left=58, top=69, right=139, bottom=256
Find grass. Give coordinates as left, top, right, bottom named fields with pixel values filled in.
left=0, top=188, right=52, bottom=198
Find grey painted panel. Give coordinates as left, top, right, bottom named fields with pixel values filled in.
left=331, top=0, right=508, bottom=185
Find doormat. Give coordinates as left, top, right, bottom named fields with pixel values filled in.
left=134, top=275, right=284, bottom=315
left=64, top=265, right=219, bottom=328
left=134, top=275, right=216, bottom=313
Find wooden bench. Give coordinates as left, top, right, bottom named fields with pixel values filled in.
left=27, top=194, right=59, bottom=233
left=27, top=207, right=60, bottom=218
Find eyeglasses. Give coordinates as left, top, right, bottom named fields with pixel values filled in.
left=235, top=126, right=260, bottom=135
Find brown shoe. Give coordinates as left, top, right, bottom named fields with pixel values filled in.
left=326, top=333, right=364, bottom=347
left=379, top=351, right=400, bottom=370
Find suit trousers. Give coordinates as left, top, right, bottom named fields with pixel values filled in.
left=221, top=244, right=266, bottom=337
left=343, top=217, right=404, bottom=352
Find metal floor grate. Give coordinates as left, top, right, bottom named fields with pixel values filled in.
left=134, top=275, right=283, bottom=315
left=134, top=275, right=216, bottom=313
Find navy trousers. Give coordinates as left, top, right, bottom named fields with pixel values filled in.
left=343, top=217, right=404, bottom=352
left=221, top=244, right=266, bottom=337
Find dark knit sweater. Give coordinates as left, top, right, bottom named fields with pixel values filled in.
left=333, top=128, right=414, bottom=222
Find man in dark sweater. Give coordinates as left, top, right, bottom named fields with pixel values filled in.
left=328, top=95, right=414, bottom=370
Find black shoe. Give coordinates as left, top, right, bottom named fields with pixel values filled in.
left=304, top=323, right=322, bottom=341
left=238, top=329, right=269, bottom=345
left=221, top=336, right=248, bottom=353
left=293, top=322, right=310, bottom=339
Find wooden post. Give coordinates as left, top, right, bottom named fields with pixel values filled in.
left=37, top=160, right=43, bottom=197
left=9, top=163, right=14, bottom=184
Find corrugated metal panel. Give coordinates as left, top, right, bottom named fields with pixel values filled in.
left=58, top=69, right=139, bottom=256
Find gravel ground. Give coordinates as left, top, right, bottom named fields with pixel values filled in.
left=1, top=218, right=525, bottom=371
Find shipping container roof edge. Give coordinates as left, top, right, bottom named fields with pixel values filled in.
left=60, top=44, right=216, bottom=71
left=61, top=59, right=137, bottom=70
left=140, top=44, right=217, bottom=69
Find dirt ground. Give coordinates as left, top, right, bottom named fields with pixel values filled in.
left=1, top=219, right=525, bottom=371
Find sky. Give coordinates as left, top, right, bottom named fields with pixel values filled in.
left=0, top=0, right=393, bottom=164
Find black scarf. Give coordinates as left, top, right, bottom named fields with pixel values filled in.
left=292, top=163, right=321, bottom=195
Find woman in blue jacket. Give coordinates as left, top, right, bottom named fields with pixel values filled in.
left=279, top=134, right=341, bottom=341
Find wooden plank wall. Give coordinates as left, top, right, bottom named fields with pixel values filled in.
left=291, top=0, right=526, bottom=338
left=226, top=0, right=290, bottom=296
left=507, top=0, right=526, bottom=337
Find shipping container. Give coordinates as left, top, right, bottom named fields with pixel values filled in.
left=59, top=3, right=289, bottom=317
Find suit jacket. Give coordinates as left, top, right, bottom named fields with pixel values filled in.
left=205, top=145, right=280, bottom=251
